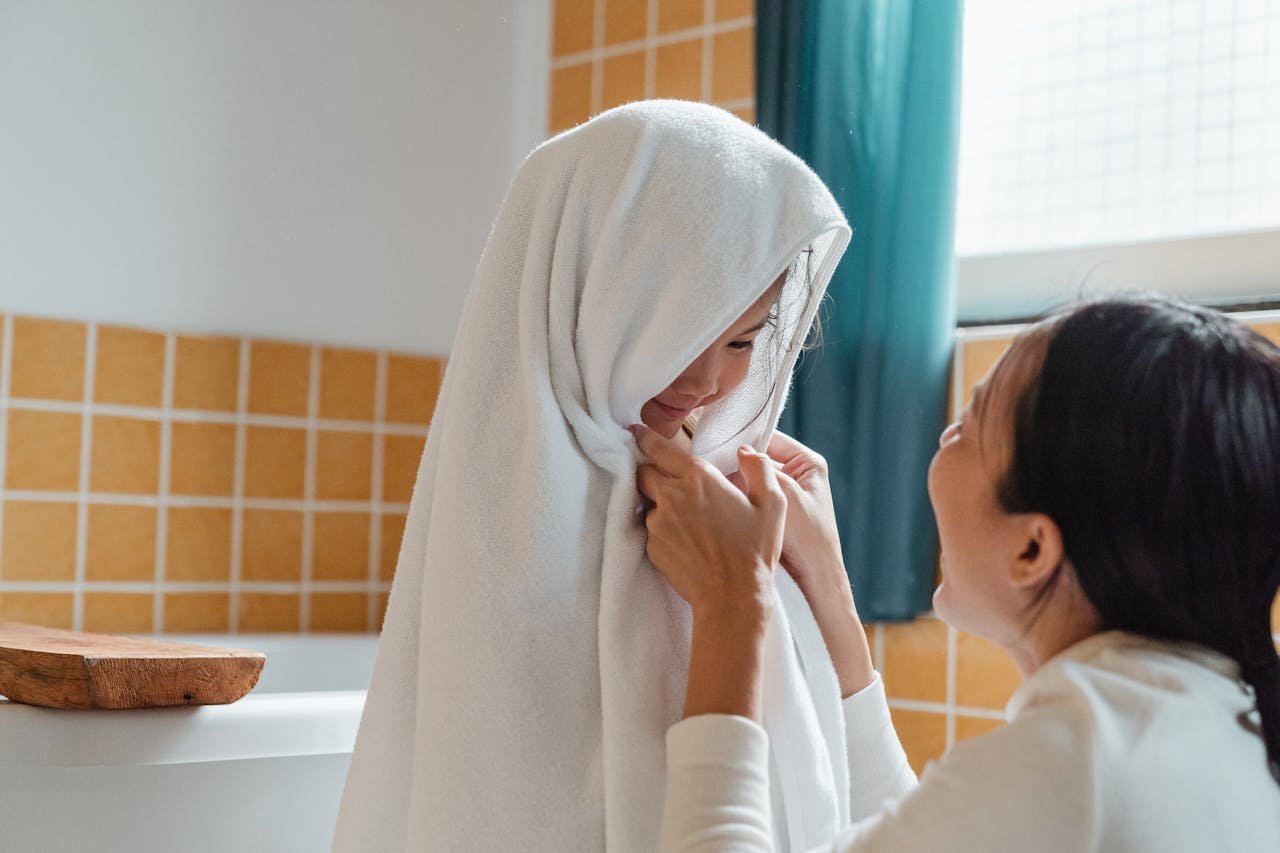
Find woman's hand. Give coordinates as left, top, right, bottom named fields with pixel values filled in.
left=767, top=431, right=876, bottom=699
left=633, top=424, right=785, bottom=721
left=633, top=425, right=784, bottom=621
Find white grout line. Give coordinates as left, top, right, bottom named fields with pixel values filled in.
left=644, top=0, right=657, bottom=99
left=590, top=0, right=605, bottom=115
left=0, top=397, right=428, bottom=437
left=367, top=351, right=389, bottom=630
left=887, top=698, right=1006, bottom=720
left=229, top=338, right=250, bottom=632
left=152, top=333, right=176, bottom=633
left=945, top=625, right=959, bottom=749
left=72, top=325, right=98, bottom=631
left=700, top=0, right=715, bottom=102
left=0, top=315, right=12, bottom=582
left=873, top=622, right=886, bottom=674
left=300, top=346, right=321, bottom=632
left=550, top=15, right=753, bottom=68
left=0, top=490, right=409, bottom=514
left=0, top=580, right=393, bottom=594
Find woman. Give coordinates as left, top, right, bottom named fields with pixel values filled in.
left=639, top=297, right=1280, bottom=851
left=334, top=100, right=858, bottom=852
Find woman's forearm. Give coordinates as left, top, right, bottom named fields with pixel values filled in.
left=683, top=604, right=771, bottom=721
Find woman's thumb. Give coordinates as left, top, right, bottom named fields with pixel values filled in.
left=737, top=446, right=782, bottom=509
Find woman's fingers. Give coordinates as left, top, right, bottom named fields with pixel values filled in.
left=636, top=463, right=670, bottom=502
left=630, top=423, right=695, bottom=477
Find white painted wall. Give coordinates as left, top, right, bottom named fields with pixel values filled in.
left=0, top=0, right=549, bottom=355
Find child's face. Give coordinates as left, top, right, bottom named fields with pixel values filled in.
left=639, top=275, right=786, bottom=440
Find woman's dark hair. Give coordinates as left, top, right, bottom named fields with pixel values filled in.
left=997, top=296, right=1280, bottom=785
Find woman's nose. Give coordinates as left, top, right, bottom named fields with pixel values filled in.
left=938, top=421, right=960, bottom=447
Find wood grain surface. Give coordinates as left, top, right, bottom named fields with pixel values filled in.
left=0, top=621, right=265, bottom=709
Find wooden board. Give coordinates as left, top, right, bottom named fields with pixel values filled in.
left=0, top=621, right=265, bottom=710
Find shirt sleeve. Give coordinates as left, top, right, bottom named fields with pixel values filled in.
left=659, top=714, right=774, bottom=853
left=840, top=673, right=917, bottom=820
left=660, top=701, right=1098, bottom=853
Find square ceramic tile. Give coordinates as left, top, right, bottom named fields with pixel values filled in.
left=9, top=317, right=85, bottom=401
left=89, top=416, right=160, bottom=494
left=5, top=409, right=82, bottom=491
left=881, top=617, right=948, bottom=703
left=315, top=431, right=373, bottom=501
left=94, top=325, right=165, bottom=408
left=550, top=63, right=594, bottom=133
left=309, top=593, right=369, bottom=632
left=711, top=28, right=753, bottom=102
left=385, top=355, right=443, bottom=424
left=380, top=513, right=407, bottom=580
left=731, top=105, right=756, bottom=124
left=243, top=426, right=307, bottom=499
left=168, top=421, right=236, bottom=496
left=240, top=509, right=303, bottom=582
left=319, top=348, right=377, bottom=421
left=376, top=591, right=390, bottom=631
left=1, top=501, right=78, bottom=581
left=553, top=0, right=594, bottom=56
left=604, top=0, right=647, bottom=45
left=163, top=592, right=231, bottom=633
left=382, top=435, right=425, bottom=503
left=658, top=0, right=703, bottom=33
left=716, top=0, right=752, bottom=20
left=313, top=512, right=371, bottom=581
left=1252, top=321, right=1280, bottom=346
left=602, top=50, right=646, bottom=110
left=85, top=504, right=157, bottom=581
left=238, top=592, right=300, bottom=632
left=0, top=592, right=74, bottom=629
left=961, top=338, right=1013, bottom=405
left=247, top=341, right=311, bottom=416
left=172, top=335, right=240, bottom=412
left=954, top=715, right=1004, bottom=742
left=83, top=593, right=153, bottom=634
left=887, top=707, right=947, bottom=775
left=955, top=630, right=1023, bottom=709
left=656, top=39, right=703, bottom=100
left=165, top=507, right=232, bottom=582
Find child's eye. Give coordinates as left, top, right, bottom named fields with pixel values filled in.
left=728, top=339, right=755, bottom=351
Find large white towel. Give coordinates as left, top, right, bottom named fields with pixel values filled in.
left=332, top=100, right=852, bottom=852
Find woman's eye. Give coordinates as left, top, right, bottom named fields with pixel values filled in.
left=728, top=339, right=755, bottom=351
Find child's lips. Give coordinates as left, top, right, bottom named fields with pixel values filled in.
left=653, top=399, right=694, bottom=419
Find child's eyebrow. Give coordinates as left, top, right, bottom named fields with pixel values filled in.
left=735, top=319, right=769, bottom=336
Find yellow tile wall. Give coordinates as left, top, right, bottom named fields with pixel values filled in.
left=0, top=313, right=442, bottom=635
left=549, top=0, right=756, bottom=136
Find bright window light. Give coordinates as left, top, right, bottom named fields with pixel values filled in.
left=955, top=0, right=1280, bottom=257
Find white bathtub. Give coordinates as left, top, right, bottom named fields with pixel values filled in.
left=0, top=633, right=379, bottom=853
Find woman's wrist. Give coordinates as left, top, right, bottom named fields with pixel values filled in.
left=683, top=593, right=771, bottom=722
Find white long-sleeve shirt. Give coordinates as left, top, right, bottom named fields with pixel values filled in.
left=661, top=630, right=1280, bottom=852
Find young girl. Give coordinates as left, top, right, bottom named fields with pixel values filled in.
left=333, top=101, right=859, bottom=852
left=638, top=296, right=1280, bottom=851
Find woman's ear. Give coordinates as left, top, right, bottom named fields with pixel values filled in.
left=1008, top=513, right=1064, bottom=590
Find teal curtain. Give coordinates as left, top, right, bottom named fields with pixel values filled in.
left=759, top=0, right=963, bottom=620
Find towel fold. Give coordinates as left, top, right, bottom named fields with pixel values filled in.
left=333, top=100, right=852, bottom=852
